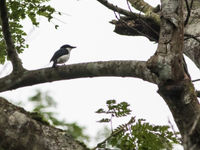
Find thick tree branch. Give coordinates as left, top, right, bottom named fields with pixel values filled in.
left=0, top=0, right=24, bottom=73
left=128, top=0, right=155, bottom=12
left=96, top=0, right=138, bottom=18
left=127, top=0, right=160, bottom=24
left=0, top=97, right=89, bottom=150
left=0, top=60, right=159, bottom=92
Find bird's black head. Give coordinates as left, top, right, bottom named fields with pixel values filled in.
left=60, top=44, right=76, bottom=49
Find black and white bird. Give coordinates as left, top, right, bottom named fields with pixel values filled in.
left=50, top=44, right=76, bottom=68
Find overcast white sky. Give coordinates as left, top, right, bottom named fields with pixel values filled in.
left=0, top=0, right=200, bottom=149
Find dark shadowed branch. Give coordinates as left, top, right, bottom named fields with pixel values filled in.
left=196, top=90, right=200, bottom=98
left=110, top=16, right=160, bottom=41
left=184, top=0, right=193, bottom=26
left=0, top=0, right=24, bottom=72
left=184, top=34, right=200, bottom=43
left=0, top=60, right=159, bottom=92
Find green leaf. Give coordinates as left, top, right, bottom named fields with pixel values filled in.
left=106, top=99, right=116, bottom=105
left=0, top=0, right=59, bottom=64
left=97, top=118, right=111, bottom=123
left=55, top=25, right=59, bottom=29
left=95, top=108, right=106, bottom=113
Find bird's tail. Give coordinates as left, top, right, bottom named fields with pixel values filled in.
left=52, top=61, right=57, bottom=68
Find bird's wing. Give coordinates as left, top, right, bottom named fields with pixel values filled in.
left=50, top=48, right=69, bottom=62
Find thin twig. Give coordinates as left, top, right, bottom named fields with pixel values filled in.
left=190, top=0, right=194, bottom=10
left=184, top=0, right=193, bottom=26
left=168, top=118, right=182, bottom=144
left=126, top=0, right=132, bottom=13
left=192, top=79, right=200, bottom=82
left=184, top=0, right=190, bottom=26
left=52, top=17, right=67, bottom=24
left=113, top=11, right=120, bottom=20
left=184, top=34, right=200, bottom=43
left=55, top=11, right=71, bottom=16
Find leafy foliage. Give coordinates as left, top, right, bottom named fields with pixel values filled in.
left=95, top=100, right=181, bottom=150
left=96, top=100, right=131, bottom=122
left=28, top=89, right=89, bottom=143
left=0, top=0, right=59, bottom=64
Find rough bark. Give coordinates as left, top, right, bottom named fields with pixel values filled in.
left=147, top=0, right=200, bottom=149
left=0, top=60, right=158, bottom=92
left=109, top=0, right=200, bottom=70
left=0, top=0, right=200, bottom=149
left=0, top=97, right=89, bottom=150
left=184, top=0, right=200, bottom=69
left=97, top=0, right=200, bottom=149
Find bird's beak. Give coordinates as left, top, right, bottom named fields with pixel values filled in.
left=72, top=46, right=76, bottom=49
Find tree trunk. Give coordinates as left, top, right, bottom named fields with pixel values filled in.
left=147, top=0, right=200, bottom=149
left=101, top=0, right=200, bottom=149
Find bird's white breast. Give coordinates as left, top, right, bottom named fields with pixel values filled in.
left=57, top=54, right=70, bottom=64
